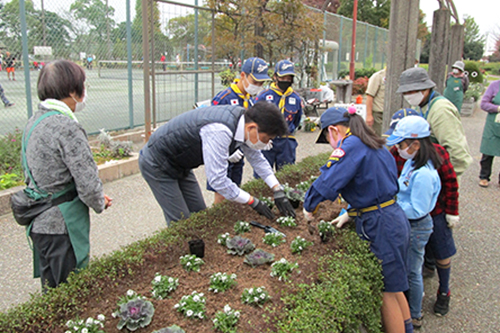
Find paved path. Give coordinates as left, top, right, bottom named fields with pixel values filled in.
left=1, top=110, right=499, bottom=333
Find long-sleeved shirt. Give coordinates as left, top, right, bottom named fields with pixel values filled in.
left=397, top=159, right=441, bottom=220
left=390, top=144, right=459, bottom=216
left=480, top=80, right=500, bottom=113
left=200, top=116, right=279, bottom=204
left=25, top=100, right=105, bottom=234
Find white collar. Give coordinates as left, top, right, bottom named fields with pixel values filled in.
left=234, top=115, right=245, bottom=142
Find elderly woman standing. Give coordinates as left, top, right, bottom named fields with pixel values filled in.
left=478, top=78, right=500, bottom=188
left=25, top=60, right=111, bottom=291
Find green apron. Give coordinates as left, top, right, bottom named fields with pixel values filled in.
left=480, top=89, right=500, bottom=157
left=443, top=75, right=464, bottom=113
left=23, top=111, right=91, bottom=278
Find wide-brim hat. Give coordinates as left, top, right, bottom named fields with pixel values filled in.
left=383, top=108, right=421, bottom=137
left=315, top=107, right=350, bottom=144
left=275, top=60, right=296, bottom=77
left=241, top=57, right=270, bottom=81
left=452, top=60, right=465, bottom=72
left=386, top=115, right=431, bottom=146
left=396, top=67, right=436, bottom=93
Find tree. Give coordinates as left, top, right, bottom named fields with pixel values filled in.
left=167, top=11, right=212, bottom=61
left=302, top=0, right=341, bottom=13
left=337, top=0, right=391, bottom=29
left=463, top=15, right=485, bottom=61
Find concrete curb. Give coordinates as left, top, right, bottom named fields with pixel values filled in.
left=0, top=153, right=139, bottom=217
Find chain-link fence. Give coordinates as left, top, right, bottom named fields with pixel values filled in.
left=0, top=0, right=394, bottom=137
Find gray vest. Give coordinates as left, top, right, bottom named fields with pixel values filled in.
left=144, top=105, right=245, bottom=178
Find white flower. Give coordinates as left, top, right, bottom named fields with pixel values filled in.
left=187, top=310, right=193, bottom=317
left=154, top=275, right=162, bottom=283
left=127, top=290, right=135, bottom=297
left=231, top=274, right=237, bottom=279
left=193, top=295, right=200, bottom=302
left=66, top=320, right=73, bottom=327
left=198, top=312, right=204, bottom=319
left=174, top=304, right=180, bottom=309
left=82, top=329, right=89, bottom=333
left=181, top=302, right=186, bottom=306
left=279, top=276, right=282, bottom=281
left=73, top=327, right=79, bottom=331
left=235, top=311, right=240, bottom=318
left=186, top=262, right=191, bottom=266
left=280, top=258, right=287, bottom=263
left=249, top=288, right=254, bottom=294
left=261, top=293, right=267, bottom=299
left=168, top=277, right=174, bottom=283
left=256, top=288, right=262, bottom=293
left=213, top=318, right=218, bottom=323
left=65, top=331, right=72, bottom=333
left=199, top=293, right=204, bottom=297
left=214, top=289, right=218, bottom=293
left=221, top=276, right=227, bottom=281
left=97, top=314, right=105, bottom=322
left=224, top=305, right=231, bottom=313
left=217, top=239, right=222, bottom=244
left=192, top=290, right=197, bottom=294
left=299, top=246, right=303, bottom=250
left=254, top=297, right=259, bottom=302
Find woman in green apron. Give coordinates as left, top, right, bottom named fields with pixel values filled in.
left=479, top=79, right=500, bottom=187
left=24, top=60, right=112, bottom=292
left=444, top=61, right=469, bottom=113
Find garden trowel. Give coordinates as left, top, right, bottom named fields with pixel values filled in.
left=250, top=221, right=286, bottom=237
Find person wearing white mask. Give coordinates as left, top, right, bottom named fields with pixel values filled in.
left=23, top=60, right=112, bottom=292
left=210, top=57, right=271, bottom=204
left=443, top=60, right=469, bottom=113
left=139, top=101, right=296, bottom=225
left=397, top=67, right=472, bottom=178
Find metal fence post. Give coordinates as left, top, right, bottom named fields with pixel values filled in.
left=126, top=0, right=134, bottom=129
left=142, top=0, right=152, bottom=141
left=194, top=0, right=199, bottom=104
left=19, top=0, right=33, bottom=118
left=338, top=16, right=343, bottom=77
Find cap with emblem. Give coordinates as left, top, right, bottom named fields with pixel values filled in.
left=385, top=115, right=431, bottom=146
left=383, top=108, right=421, bottom=137
left=315, top=106, right=350, bottom=144
left=275, top=60, right=296, bottom=77
left=241, top=57, right=270, bottom=81
left=396, top=67, right=436, bottom=94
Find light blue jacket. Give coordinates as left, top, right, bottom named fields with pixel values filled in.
left=397, top=159, right=441, bottom=220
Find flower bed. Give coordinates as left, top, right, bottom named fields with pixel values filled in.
left=0, top=153, right=384, bottom=333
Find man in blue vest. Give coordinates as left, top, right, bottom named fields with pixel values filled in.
left=139, top=101, right=296, bottom=225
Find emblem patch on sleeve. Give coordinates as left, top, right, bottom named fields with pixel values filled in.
left=230, top=99, right=239, bottom=105
left=331, top=148, right=345, bottom=158
left=266, top=95, right=273, bottom=101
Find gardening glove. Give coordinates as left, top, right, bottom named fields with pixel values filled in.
left=274, top=187, right=296, bottom=218
left=445, top=214, right=460, bottom=229
left=249, top=197, right=275, bottom=220
left=228, top=149, right=244, bottom=163
left=332, top=211, right=350, bottom=228
left=302, top=208, right=314, bottom=222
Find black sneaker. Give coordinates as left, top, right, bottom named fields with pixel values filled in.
left=434, top=291, right=450, bottom=316
left=422, top=265, right=435, bottom=279
left=412, top=316, right=423, bottom=329
left=5, top=102, right=14, bottom=108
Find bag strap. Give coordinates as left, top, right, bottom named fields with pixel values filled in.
left=22, top=111, right=63, bottom=198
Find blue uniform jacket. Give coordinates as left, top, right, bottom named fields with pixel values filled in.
left=304, top=135, right=399, bottom=211
left=397, top=159, right=441, bottom=220
left=212, top=86, right=255, bottom=107
left=256, top=89, right=303, bottom=134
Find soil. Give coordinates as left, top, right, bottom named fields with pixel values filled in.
left=51, top=187, right=346, bottom=333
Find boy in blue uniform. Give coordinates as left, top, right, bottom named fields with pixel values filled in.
left=255, top=60, right=303, bottom=171
left=303, top=107, right=414, bottom=333
left=209, top=57, right=270, bottom=204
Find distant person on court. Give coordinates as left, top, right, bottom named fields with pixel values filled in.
left=210, top=57, right=270, bottom=204
left=0, top=83, right=14, bottom=107
left=5, top=51, right=16, bottom=81
left=365, top=67, right=386, bottom=136
left=24, top=60, right=112, bottom=291
left=443, top=61, right=469, bottom=113
left=160, top=53, right=166, bottom=71
left=86, top=55, right=93, bottom=70
left=478, top=75, right=500, bottom=188
left=139, top=102, right=296, bottom=226
left=255, top=59, right=303, bottom=172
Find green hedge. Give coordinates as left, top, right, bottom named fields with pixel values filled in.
left=0, top=152, right=383, bottom=333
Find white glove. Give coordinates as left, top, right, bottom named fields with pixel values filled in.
left=445, top=214, right=460, bottom=229
left=262, top=140, right=273, bottom=151
left=303, top=208, right=314, bottom=222
left=332, top=212, right=350, bottom=228
left=228, top=150, right=244, bottom=163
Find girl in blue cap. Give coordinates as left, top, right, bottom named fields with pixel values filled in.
left=386, top=115, right=442, bottom=329
left=303, top=106, right=414, bottom=333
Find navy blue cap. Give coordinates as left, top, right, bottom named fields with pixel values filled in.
left=275, top=60, right=296, bottom=77
left=241, top=57, right=270, bottom=81
left=383, top=108, right=421, bottom=137
left=315, top=107, right=350, bottom=144
left=386, top=115, right=431, bottom=146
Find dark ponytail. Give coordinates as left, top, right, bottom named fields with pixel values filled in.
left=411, top=137, right=442, bottom=170
left=337, top=112, right=386, bottom=149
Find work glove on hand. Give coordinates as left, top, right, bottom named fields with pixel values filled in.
left=445, top=214, right=460, bottom=229
left=332, top=212, right=350, bottom=228
left=249, top=198, right=275, bottom=220
left=302, top=208, right=314, bottom=222
left=228, top=150, right=244, bottom=163
left=274, top=189, right=296, bottom=217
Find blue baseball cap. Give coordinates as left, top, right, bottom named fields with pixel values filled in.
left=386, top=115, right=431, bottom=146
left=315, top=107, right=350, bottom=144
left=275, top=60, right=296, bottom=77
left=383, top=108, right=421, bottom=137
left=241, top=57, right=270, bottom=81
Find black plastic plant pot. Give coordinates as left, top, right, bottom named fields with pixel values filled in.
left=188, top=239, right=205, bottom=258
left=290, top=199, right=300, bottom=209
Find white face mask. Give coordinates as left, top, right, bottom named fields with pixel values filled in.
left=244, top=77, right=264, bottom=96
left=72, top=92, right=87, bottom=112
left=398, top=142, right=417, bottom=160
left=403, top=91, right=424, bottom=107
left=245, top=129, right=268, bottom=150
left=452, top=68, right=460, bottom=75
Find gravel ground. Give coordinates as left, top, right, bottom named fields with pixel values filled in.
left=1, top=109, right=499, bottom=333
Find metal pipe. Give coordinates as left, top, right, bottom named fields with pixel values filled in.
left=349, top=0, right=358, bottom=80
left=150, top=0, right=157, bottom=129
left=142, top=0, right=152, bottom=141
left=19, top=0, right=33, bottom=118
left=126, top=0, right=134, bottom=129
left=194, top=0, right=199, bottom=104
